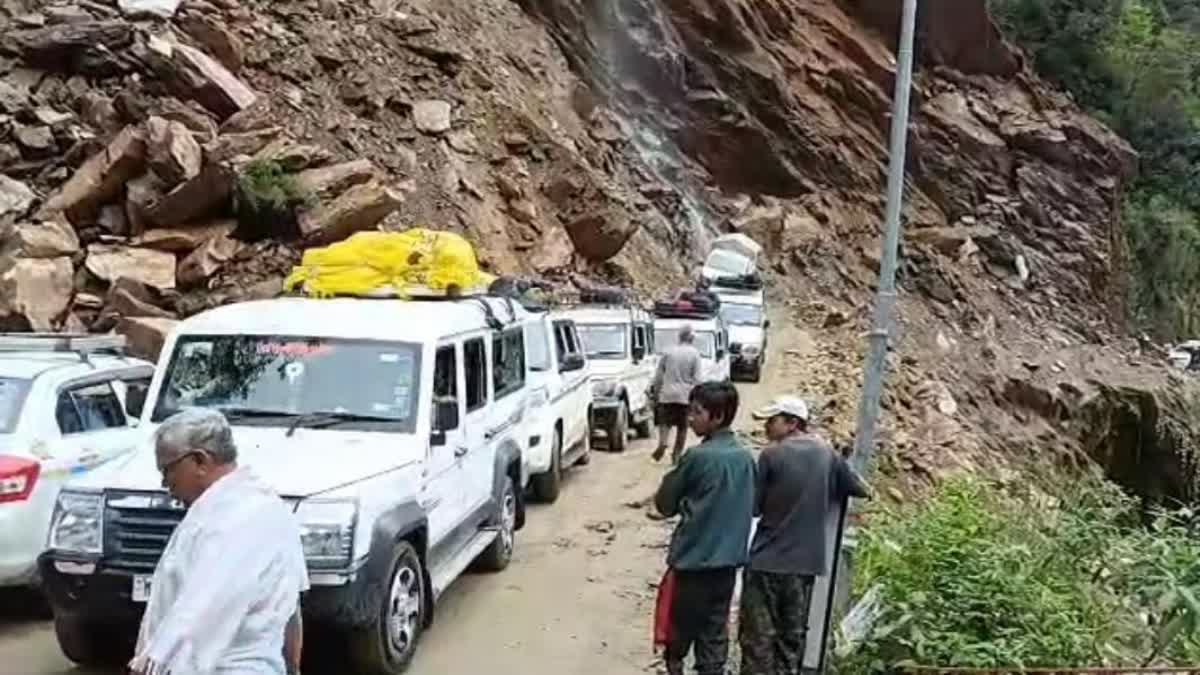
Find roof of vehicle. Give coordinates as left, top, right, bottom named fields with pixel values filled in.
left=175, top=296, right=534, bottom=343
left=553, top=305, right=649, bottom=325
left=0, top=353, right=152, bottom=381
left=654, top=317, right=722, bottom=331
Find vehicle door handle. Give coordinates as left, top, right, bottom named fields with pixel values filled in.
left=454, top=446, right=469, bottom=458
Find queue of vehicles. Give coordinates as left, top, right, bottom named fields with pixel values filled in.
left=0, top=235, right=770, bottom=674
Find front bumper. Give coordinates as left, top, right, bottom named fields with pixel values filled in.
left=732, top=352, right=762, bottom=373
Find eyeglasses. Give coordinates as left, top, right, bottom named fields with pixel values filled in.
left=158, top=451, right=201, bottom=478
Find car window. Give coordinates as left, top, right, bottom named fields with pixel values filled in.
left=57, top=382, right=127, bottom=435
left=0, top=377, right=31, bottom=434
left=464, top=338, right=487, bottom=412
left=576, top=323, right=627, bottom=359
left=526, top=321, right=552, bottom=372
left=434, top=345, right=460, bottom=430
left=720, top=303, right=763, bottom=326
left=706, top=249, right=750, bottom=275
left=492, top=328, right=526, bottom=400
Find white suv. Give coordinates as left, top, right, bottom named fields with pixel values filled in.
left=0, top=334, right=153, bottom=590
left=523, top=313, right=592, bottom=502
left=39, top=296, right=533, bottom=673
left=557, top=304, right=657, bottom=452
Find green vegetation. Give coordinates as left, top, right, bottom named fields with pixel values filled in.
left=989, top=0, right=1200, bottom=337
left=837, top=477, right=1200, bottom=671
left=232, top=159, right=314, bottom=239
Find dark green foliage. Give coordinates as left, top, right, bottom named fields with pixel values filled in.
left=836, top=477, right=1200, bottom=670
left=990, top=0, right=1200, bottom=338
left=232, top=159, right=314, bottom=241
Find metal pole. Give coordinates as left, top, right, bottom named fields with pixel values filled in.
left=816, top=1, right=919, bottom=671
left=849, top=0, right=919, bottom=477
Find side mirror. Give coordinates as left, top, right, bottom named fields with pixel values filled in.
left=716, top=349, right=726, bottom=361
left=125, top=386, right=148, bottom=420
left=764, top=319, right=771, bottom=329
left=631, top=345, right=646, bottom=361
left=431, top=398, right=459, bottom=446
left=560, top=352, right=586, bottom=373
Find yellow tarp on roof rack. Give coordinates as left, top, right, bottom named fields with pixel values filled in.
left=283, top=229, right=495, bottom=298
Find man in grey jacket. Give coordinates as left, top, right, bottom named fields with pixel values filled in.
left=651, top=325, right=703, bottom=464
left=739, top=395, right=870, bottom=675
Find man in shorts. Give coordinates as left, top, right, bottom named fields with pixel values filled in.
left=651, top=324, right=703, bottom=464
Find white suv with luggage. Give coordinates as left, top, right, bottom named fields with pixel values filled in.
left=39, top=295, right=533, bottom=673
left=0, top=334, right=153, bottom=590
left=556, top=301, right=656, bottom=452
left=523, top=312, right=592, bottom=502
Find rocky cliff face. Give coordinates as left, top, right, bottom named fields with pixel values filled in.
left=0, top=0, right=1193, bottom=499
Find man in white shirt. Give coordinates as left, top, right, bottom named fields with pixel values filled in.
left=651, top=325, right=703, bottom=464
left=129, top=408, right=309, bottom=675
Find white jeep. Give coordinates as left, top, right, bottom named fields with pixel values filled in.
left=0, top=334, right=153, bottom=591
left=523, top=312, right=592, bottom=502
left=556, top=304, right=657, bottom=452
left=39, top=295, right=533, bottom=674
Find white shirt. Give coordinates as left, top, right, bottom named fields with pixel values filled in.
left=131, top=467, right=309, bottom=675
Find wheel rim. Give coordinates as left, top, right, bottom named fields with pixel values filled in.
left=387, top=563, right=421, bottom=656
left=500, top=487, right=516, bottom=555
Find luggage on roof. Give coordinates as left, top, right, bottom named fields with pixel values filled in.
left=710, top=272, right=763, bottom=291
left=284, top=229, right=495, bottom=298
left=654, top=289, right=720, bottom=319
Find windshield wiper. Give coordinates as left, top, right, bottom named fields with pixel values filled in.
left=216, top=407, right=300, bottom=421
left=284, top=411, right=400, bottom=437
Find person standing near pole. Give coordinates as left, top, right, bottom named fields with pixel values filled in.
left=652, top=382, right=756, bottom=675
left=651, top=324, right=703, bottom=464
left=739, top=396, right=870, bottom=675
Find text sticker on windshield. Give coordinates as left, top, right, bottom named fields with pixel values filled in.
left=258, top=342, right=332, bottom=357
left=284, top=362, right=305, bottom=382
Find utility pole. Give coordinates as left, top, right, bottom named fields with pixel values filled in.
left=815, top=0, right=920, bottom=671
left=850, top=0, right=919, bottom=477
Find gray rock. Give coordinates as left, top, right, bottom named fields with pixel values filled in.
left=412, top=100, right=452, bottom=134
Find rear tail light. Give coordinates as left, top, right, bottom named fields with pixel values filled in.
left=0, top=455, right=40, bottom=504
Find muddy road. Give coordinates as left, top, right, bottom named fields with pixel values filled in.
left=0, top=317, right=812, bottom=675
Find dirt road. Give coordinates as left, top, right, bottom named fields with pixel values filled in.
left=0, top=313, right=812, bottom=675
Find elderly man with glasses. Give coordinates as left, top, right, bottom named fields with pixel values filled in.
left=129, top=408, right=309, bottom=675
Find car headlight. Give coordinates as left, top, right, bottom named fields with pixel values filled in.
left=295, top=499, right=356, bottom=569
left=47, top=490, right=104, bottom=555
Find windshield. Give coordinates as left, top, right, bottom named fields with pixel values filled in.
left=576, top=323, right=628, bottom=359
left=706, top=249, right=749, bottom=275
left=655, top=328, right=716, bottom=359
left=151, top=335, right=423, bottom=432
left=0, top=377, right=31, bottom=434
left=721, top=303, right=763, bottom=326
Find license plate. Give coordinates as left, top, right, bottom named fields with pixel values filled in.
left=131, top=575, right=152, bottom=603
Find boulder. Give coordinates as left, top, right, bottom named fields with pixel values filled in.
left=13, top=124, right=56, bottom=155
left=178, top=13, right=244, bottom=73
left=0, top=176, right=36, bottom=220
left=146, top=116, right=202, bottom=185
left=116, top=317, right=178, bottom=361
left=295, top=159, right=377, bottom=197
left=563, top=210, right=637, bottom=262
left=203, top=127, right=281, bottom=163
left=118, top=0, right=182, bottom=19
left=145, top=35, right=256, bottom=119
left=0, top=256, right=73, bottom=330
left=5, top=219, right=80, bottom=258
left=412, top=100, right=452, bottom=134
left=299, top=181, right=405, bottom=244
left=154, top=98, right=219, bottom=141
left=85, top=244, right=176, bottom=290
left=103, top=278, right=176, bottom=320
left=97, top=204, right=129, bottom=235
left=125, top=172, right=168, bottom=236
left=135, top=219, right=236, bottom=252
left=0, top=81, right=30, bottom=115
left=177, top=231, right=240, bottom=287
left=40, top=125, right=147, bottom=224
left=147, top=163, right=235, bottom=227
left=6, top=21, right=134, bottom=74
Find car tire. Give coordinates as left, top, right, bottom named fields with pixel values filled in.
left=531, top=429, right=562, bottom=504
left=478, top=474, right=518, bottom=572
left=632, top=408, right=653, bottom=439
left=349, top=541, right=426, bottom=675
left=608, top=404, right=629, bottom=453
left=54, top=617, right=132, bottom=668
left=749, top=362, right=763, bottom=383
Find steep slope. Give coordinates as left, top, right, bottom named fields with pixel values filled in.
left=0, top=0, right=1195, bottom=499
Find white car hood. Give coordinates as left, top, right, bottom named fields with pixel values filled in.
left=74, top=426, right=424, bottom=498
left=729, top=325, right=765, bottom=347
left=588, top=358, right=630, bottom=380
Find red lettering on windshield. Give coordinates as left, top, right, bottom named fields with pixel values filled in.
left=256, top=342, right=334, bottom=357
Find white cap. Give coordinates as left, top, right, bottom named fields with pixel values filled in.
left=753, top=396, right=810, bottom=421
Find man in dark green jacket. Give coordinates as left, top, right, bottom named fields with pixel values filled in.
left=654, top=381, right=756, bottom=675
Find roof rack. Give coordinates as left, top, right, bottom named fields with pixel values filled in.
left=653, top=290, right=721, bottom=320
left=0, top=333, right=128, bottom=361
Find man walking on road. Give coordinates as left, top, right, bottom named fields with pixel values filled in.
left=651, top=324, right=703, bottom=464
left=653, top=382, right=756, bottom=675
left=129, top=408, right=309, bottom=675
left=739, top=396, right=870, bottom=675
